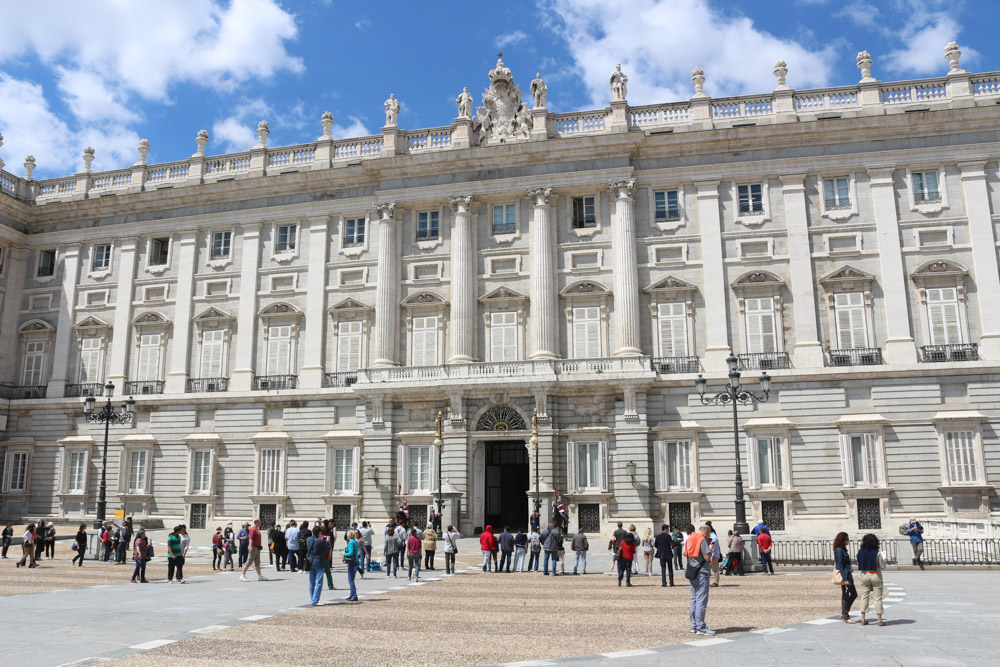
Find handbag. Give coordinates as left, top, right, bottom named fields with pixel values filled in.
left=71, top=542, right=78, bottom=551
left=684, top=556, right=705, bottom=581
left=831, top=568, right=845, bottom=586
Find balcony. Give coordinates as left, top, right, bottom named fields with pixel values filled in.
left=824, top=197, right=852, bottom=211
left=254, top=375, right=298, bottom=390
left=186, top=377, right=230, bottom=393
left=920, top=343, right=979, bottom=363
left=357, top=356, right=653, bottom=386
left=491, top=222, right=516, bottom=235
left=324, top=372, right=358, bottom=388
left=914, top=190, right=942, bottom=205
left=651, top=356, right=700, bottom=374
left=828, top=348, right=884, bottom=367
left=654, top=211, right=681, bottom=222
left=0, top=384, right=47, bottom=399
left=738, top=352, right=791, bottom=371
left=65, top=383, right=104, bottom=397
left=125, top=380, right=164, bottom=395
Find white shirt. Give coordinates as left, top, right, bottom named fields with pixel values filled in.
left=180, top=533, right=191, bottom=556
left=359, top=526, right=374, bottom=546
left=443, top=531, right=460, bottom=553
left=285, top=526, right=300, bottom=550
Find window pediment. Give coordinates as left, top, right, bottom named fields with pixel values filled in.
left=258, top=302, right=302, bottom=320
left=401, top=291, right=448, bottom=308
left=818, top=265, right=876, bottom=290
left=910, top=260, right=969, bottom=287
left=329, top=297, right=372, bottom=314
left=194, top=307, right=235, bottom=326
left=732, top=270, right=784, bottom=293
left=644, top=275, right=697, bottom=296
left=560, top=280, right=610, bottom=297
left=18, top=319, right=55, bottom=336
left=74, top=316, right=111, bottom=333
left=479, top=286, right=528, bottom=304
left=132, top=311, right=171, bottom=329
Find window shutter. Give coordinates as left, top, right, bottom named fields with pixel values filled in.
left=572, top=312, right=587, bottom=358
left=352, top=445, right=361, bottom=494
left=396, top=444, right=406, bottom=495
left=839, top=434, right=854, bottom=487
left=598, top=441, right=609, bottom=492
left=653, top=440, right=666, bottom=492
left=677, top=441, right=691, bottom=490
left=863, top=433, right=879, bottom=486
left=80, top=338, right=102, bottom=383
left=200, top=329, right=225, bottom=377
left=266, top=326, right=291, bottom=375
left=490, top=312, right=517, bottom=362
left=658, top=303, right=688, bottom=357
left=337, top=321, right=362, bottom=371
left=927, top=288, right=961, bottom=345
left=572, top=307, right=601, bottom=358
left=746, top=436, right=760, bottom=488
left=412, top=316, right=438, bottom=367
left=834, top=292, right=866, bottom=349
left=137, top=334, right=161, bottom=381
left=773, top=438, right=784, bottom=488
left=946, top=431, right=977, bottom=484
left=566, top=440, right=577, bottom=493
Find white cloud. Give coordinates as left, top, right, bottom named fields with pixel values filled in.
left=355, top=17, right=372, bottom=30
left=56, top=67, right=140, bottom=124
left=0, top=74, right=75, bottom=176
left=331, top=116, right=373, bottom=139
left=211, top=98, right=273, bottom=153
left=835, top=1, right=883, bottom=31
left=882, top=13, right=977, bottom=76
left=544, top=0, right=837, bottom=107
left=495, top=30, right=529, bottom=50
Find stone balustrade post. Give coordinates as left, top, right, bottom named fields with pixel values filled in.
left=528, top=188, right=558, bottom=359
left=381, top=127, right=402, bottom=157
left=448, top=195, right=476, bottom=363
left=609, top=179, right=642, bottom=356
left=452, top=118, right=473, bottom=149
left=372, top=202, right=401, bottom=367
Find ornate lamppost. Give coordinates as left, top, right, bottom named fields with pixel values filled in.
left=433, top=410, right=444, bottom=520
left=83, top=381, right=136, bottom=529
left=694, top=354, right=770, bottom=536
left=530, top=408, right=540, bottom=515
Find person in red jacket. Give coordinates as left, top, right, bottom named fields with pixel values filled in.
left=617, top=532, right=637, bottom=587
left=480, top=525, right=496, bottom=572
left=757, top=531, right=774, bottom=574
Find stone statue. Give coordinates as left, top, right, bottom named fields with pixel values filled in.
left=384, top=93, right=400, bottom=127
left=474, top=56, right=533, bottom=145
left=530, top=72, right=547, bottom=108
left=456, top=87, right=474, bottom=119
left=610, top=64, right=628, bottom=101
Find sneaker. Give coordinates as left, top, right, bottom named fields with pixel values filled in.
left=177, top=580, right=186, bottom=584
left=696, top=628, right=716, bottom=636
left=130, top=578, right=137, bottom=583
left=258, top=575, right=268, bottom=582
left=239, top=575, right=248, bottom=582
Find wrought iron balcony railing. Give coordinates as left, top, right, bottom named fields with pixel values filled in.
left=186, top=377, right=230, bottom=393
left=124, top=380, right=164, bottom=395
left=650, top=356, right=700, bottom=374
left=324, top=372, right=358, bottom=388
left=920, top=343, right=979, bottom=363
left=0, top=384, right=47, bottom=399
left=738, top=352, right=791, bottom=370
left=491, top=222, right=516, bottom=235
left=65, top=383, right=104, bottom=398
left=914, top=190, right=942, bottom=204
left=254, top=375, right=298, bottom=390
left=828, top=348, right=884, bottom=367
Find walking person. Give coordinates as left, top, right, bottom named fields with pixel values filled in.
left=725, top=530, right=745, bottom=576
left=305, top=525, right=331, bottom=606
left=443, top=525, right=460, bottom=574
left=857, top=533, right=887, bottom=626
left=907, top=518, right=924, bottom=568
left=571, top=527, right=589, bottom=575
left=757, top=528, right=775, bottom=574
left=497, top=526, right=515, bottom=572
left=707, top=524, right=721, bottom=587
left=240, top=518, right=268, bottom=582
left=654, top=524, right=676, bottom=587
left=671, top=525, right=684, bottom=570
left=540, top=523, right=563, bottom=576
left=384, top=520, right=399, bottom=577
left=642, top=527, right=655, bottom=576
left=16, top=524, right=36, bottom=568
left=358, top=521, right=374, bottom=576
left=686, top=525, right=715, bottom=635
left=237, top=522, right=250, bottom=568
left=480, top=524, right=496, bottom=572
left=1, top=522, right=13, bottom=558
left=343, top=529, right=360, bottom=601
left=131, top=530, right=151, bottom=583
left=166, top=525, right=184, bottom=583
left=285, top=520, right=301, bottom=572
left=423, top=523, right=438, bottom=570
left=211, top=527, right=223, bottom=570
left=617, top=532, right=636, bottom=587
left=406, top=527, right=422, bottom=580
left=628, top=524, right=641, bottom=574
left=72, top=523, right=88, bottom=567
left=834, top=531, right=858, bottom=623
left=528, top=528, right=542, bottom=572
left=45, top=523, right=56, bottom=559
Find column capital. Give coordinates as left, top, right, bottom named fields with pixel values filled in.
left=958, top=160, right=989, bottom=179
left=694, top=179, right=721, bottom=196
left=866, top=166, right=896, bottom=183
left=373, top=200, right=397, bottom=220
left=779, top=173, right=807, bottom=189
left=448, top=194, right=472, bottom=212
left=609, top=178, right=635, bottom=199
left=527, top=187, right=553, bottom=206
left=240, top=221, right=264, bottom=235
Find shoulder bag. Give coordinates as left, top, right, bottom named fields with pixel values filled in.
left=684, top=556, right=705, bottom=581
left=831, top=568, right=845, bottom=585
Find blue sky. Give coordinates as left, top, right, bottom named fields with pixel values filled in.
left=0, top=0, right=997, bottom=179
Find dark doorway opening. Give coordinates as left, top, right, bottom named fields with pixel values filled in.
left=484, top=441, right=529, bottom=532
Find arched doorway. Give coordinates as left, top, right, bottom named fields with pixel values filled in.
left=475, top=404, right=530, bottom=531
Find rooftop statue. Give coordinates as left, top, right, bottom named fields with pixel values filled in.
left=456, top=87, right=474, bottom=119
left=610, top=64, right=628, bottom=101
left=384, top=93, right=400, bottom=127
left=530, top=72, right=547, bottom=109
left=473, top=54, right=533, bottom=145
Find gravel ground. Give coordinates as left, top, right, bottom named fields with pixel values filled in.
left=0, top=543, right=218, bottom=597
left=108, top=570, right=834, bottom=666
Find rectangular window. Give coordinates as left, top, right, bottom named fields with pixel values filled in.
left=128, top=450, right=147, bottom=494
left=137, top=333, right=162, bottom=381
left=738, top=184, right=763, bottom=214
left=926, top=287, right=962, bottom=345
left=492, top=204, right=516, bottom=235
left=849, top=433, right=879, bottom=486
left=417, top=211, right=439, bottom=240
left=745, top=297, right=777, bottom=353
left=654, top=190, right=680, bottom=221
left=337, top=321, right=362, bottom=371
left=149, top=238, right=169, bottom=266
left=411, top=316, right=438, bottom=366
left=666, top=439, right=692, bottom=490
left=344, top=218, right=366, bottom=246
left=657, top=302, right=688, bottom=357
left=6, top=452, right=28, bottom=492
left=834, top=292, right=867, bottom=349
left=259, top=448, right=282, bottom=494
left=266, top=325, right=292, bottom=375
left=576, top=442, right=601, bottom=490
left=68, top=451, right=86, bottom=493
left=37, top=250, right=55, bottom=277
left=211, top=231, right=231, bottom=259
left=572, top=306, right=601, bottom=358
left=86, top=291, right=107, bottom=306
left=92, top=244, right=111, bottom=271
left=571, top=196, right=596, bottom=228
left=408, top=446, right=431, bottom=492
left=912, top=171, right=940, bottom=203
left=192, top=450, right=212, bottom=493
left=29, top=295, right=51, bottom=311
left=200, top=329, right=225, bottom=377
left=490, top=311, right=518, bottom=362
left=945, top=430, right=978, bottom=484
left=144, top=286, right=166, bottom=301
left=23, top=341, right=45, bottom=385
left=276, top=225, right=297, bottom=253
left=79, top=337, right=103, bottom=383
left=756, top=436, right=783, bottom=487
left=333, top=448, right=354, bottom=493
left=823, top=177, right=851, bottom=209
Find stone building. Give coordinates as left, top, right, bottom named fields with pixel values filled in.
left=0, top=46, right=998, bottom=538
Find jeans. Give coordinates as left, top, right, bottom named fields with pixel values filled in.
left=132, top=559, right=147, bottom=581
left=238, top=544, right=248, bottom=568
left=308, top=566, right=324, bottom=605
left=48, top=540, right=57, bottom=559
left=167, top=556, right=185, bottom=581
left=528, top=550, right=540, bottom=571
left=347, top=561, right=358, bottom=599
left=760, top=550, right=774, bottom=574
left=288, top=549, right=299, bottom=571
left=514, top=547, right=526, bottom=572
left=574, top=550, right=587, bottom=574
left=673, top=547, right=683, bottom=571
left=115, top=542, right=125, bottom=562
left=212, top=547, right=221, bottom=569
left=102, top=543, right=111, bottom=561
left=499, top=550, right=513, bottom=572
left=659, top=556, right=674, bottom=585
left=445, top=552, right=456, bottom=573
left=424, top=550, right=435, bottom=569
left=482, top=550, right=491, bottom=572
left=360, top=545, right=371, bottom=573
left=384, top=551, right=398, bottom=576
left=689, top=569, right=711, bottom=631
left=408, top=553, right=421, bottom=579
left=543, top=550, right=558, bottom=575
left=617, top=556, right=632, bottom=584
left=224, top=550, right=234, bottom=570
left=841, top=580, right=858, bottom=616
left=1, top=537, right=9, bottom=558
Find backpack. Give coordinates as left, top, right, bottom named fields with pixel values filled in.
left=530, top=533, right=541, bottom=552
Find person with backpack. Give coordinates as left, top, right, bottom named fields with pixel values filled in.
left=540, top=523, right=563, bottom=576
left=305, top=525, right=331, bottom=605
left=528, top=528, right=542, bottom=572
left=443, top=525, right=460, bottom=574
left=571, top=527, right=589, bottom=575
left=513, top=529, right=528, bottom=572
left=617, top=532, right=636, bottom=587
left=343, top=530, right=360, bottom=602
left=130, top=530, right=151, bottom=583
left=384, top=520, right=399, bottom=577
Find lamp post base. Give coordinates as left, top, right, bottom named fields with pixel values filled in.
left=733, top=521, right=750, bottom=536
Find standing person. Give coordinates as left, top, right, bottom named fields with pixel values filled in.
left=285, top=520, right=300, bottom=573
left=237, top=522, right=250, bottom=568
left=540, top=523, right=562, bottom=576
left=384, top=520, right=399, bottom=577
left=726, top=530, right=745, bottom=576
left=497, top=526, right=515, bottom=573
left=513, top=529, right=528, bottom=572
left=305, top=526, right=331, bottom=606
left=297, top=521, right=311, bottom=574
left=443, top=525, right=460, bottom=574
left=178, top=524, right=191, bottom=584
left=528, top=528, right=542, bottom=572
left=35, top=520, right=47, bottom=563
left=271, top=523, right=288, bottom=571
left=423, top=524, right=438, bottom=570
left=211, top=527, right=223, bottom=570
left=131, top=530, right=151, bottom=583
left=617, top=532, right=636, bottom=587
left=834, top=531, right=858, bottom=623
left=654, top=524, right=675, bottom=587
left=907, top=518, right=924, bottom=567
left=686, top=525, right=714, bottom=636
left=322, top=528, right=336, bottom=590
left=610, top=522, right=627, bottom=575
left=72, top=523, right=88, bottom=567
left=571, top=527, right=589, bottom=575
left=116, top=520, right=130, bottom=563
left=757, top=529, right=775, bottom=575
left=406, top=528, right=422, bottom=580
left=752, top=519, right=770, bottom=537
left=16, top=524, right=36, bottom=568
left=393, top=521, right=408, bottom=573
left=240, top=518, right=268, bottom=582
left=671, top=525, right=684, bottom=571
left=358, top=521, right=374, bottom=576
left=857, top=533, right=887, bottom=626
left=628, top=524, right=641, bottom=574
left=343, top=530, right=360, bottom=601
left=429, top=507, right=442, bottom=535
left=167, top=525, right=184, bottom=583
left=480, top=525, right=496, bottom=573
left=707, top=524, right=722, bottom=587
left=45, top=523, right=56, bottom=559
left=223, top=529, right=237, bottom=572
left=100, top=522, right=111, bottom=562
left=529, top=509, right=541, bottom=534
left=2, top=522, right=13, bottom=558
left=642, top=527, right=655, bottom=577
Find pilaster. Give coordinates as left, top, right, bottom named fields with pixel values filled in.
left=958, top=160, right=1000, bottom=359
left=46, top=244, right=82, bottom=397
left=107, top=237, right=138, bottom=387
left=609, top=179, right=642, bottom=356
left=300, top=215, right=330, bottom=388
left=165, top=231, right=198, bottom=394
left=372, top=202, right=400, bottom=367
left=695, top=180, right=731, bottom=370
left=448, top=195, right=476, bottom=363
left=780, top=174, right=824, bottom=368
left=0, top=248, right=28, bottom=382
left=528, top=187, right=558, bottom=359
left=230, top=223, right=262, bottom=391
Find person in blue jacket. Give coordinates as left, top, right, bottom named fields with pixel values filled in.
left=907, top=518, right=924, bottom=567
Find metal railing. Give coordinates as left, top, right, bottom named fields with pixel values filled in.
left=654, top=211, right=681, bottom=222
left=824, top=197, right=852, bottom=210
left=324, top=372, right=358, bottom=388
left=186, top=377, right=229, bottom=393
left=254, top=375, right=297, bottom=390
left=491, top=222, right=516, bottom=235
left=738, top=352, right=791, bottom=370
left=771, top=539, right=898, bottom=566
left=651, top=356, right=700, bottom=374
left=0, top=384, right=47, bottom=399
left=65, top=383, right=103, bottom=397
left=920, top=343, right=979, bottom=363
left=124, top=380, right=164, bottom=395
left=914, top=190, right=942, bottom=204
left=828, top=348, right=884, bottom=367
left=921, top=539, right=1000, bottom=565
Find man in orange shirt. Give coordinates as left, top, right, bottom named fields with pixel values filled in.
left=685, top=525, right=714, bottom=635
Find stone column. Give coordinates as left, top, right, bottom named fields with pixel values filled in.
left=165, top=231, right=198, bottom=394
left=958, top=160, right=1000, bottom=360
left=372, top=202, right=400, bottom=367
left=230, top=223, right=262, bottom=391
left=867, top=167, right=917, bottom=363
left=696, top=180, right=731, bottom=370
left=528, top=188, right=558, bottom=359
left=780, top=174, right=825, bottom=367
left=609, top=179, right=642, bottom=356
left=0, top=248, right=28, bottom=381
left=107, top=237, right=138, bottom=387
left=46, top=243, right=82, bottom=397
left=300, top=215, right=330, bottom=387
left=448, top=195, right=475, bottom=363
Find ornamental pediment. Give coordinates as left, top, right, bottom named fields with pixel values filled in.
left=910, top=259, right=968, bottom=284
left=818, top=264, right=875, bottom=287
left=194, top=307, right=235, bottom=323
left=258, top=302, right=302, bottom=318
left=479, top=286, right=527, bottom=303
left=329, top=297, right=371, bottom=312
left=644, top=275, right=697, bottom=294
left=73, top=315, right=111, bottom=331
left=560, top=280, right=610, bottom=297
left=132, top=311, right=170, bottom=327
left=731, top=270, right=784, bottom=291
left=401, top=291, right=448, bottom=307
left=18, top=319, right=55, bottom=334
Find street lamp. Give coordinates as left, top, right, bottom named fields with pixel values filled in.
left=83, top=381, right=136, bottom=529
left=530, top=408, right=540, bottom=515
left=433, top=410, right=443, bottom=520
left=695, top=353, right=770, bottom=536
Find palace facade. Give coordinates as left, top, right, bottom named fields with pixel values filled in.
left=0, top=46, right=998, bottom=538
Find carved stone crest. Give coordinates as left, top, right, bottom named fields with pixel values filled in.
left=473, top=56, right=533, bottom=145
